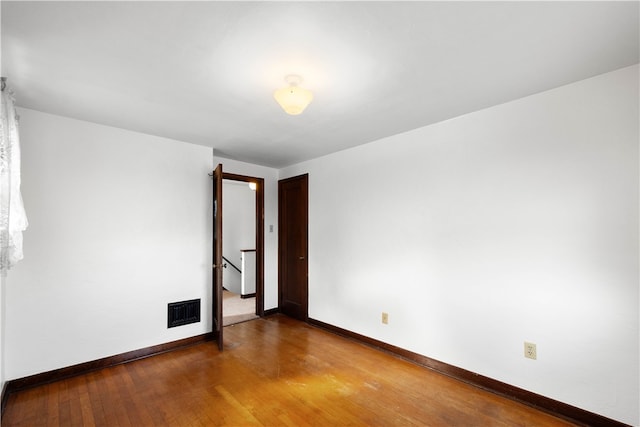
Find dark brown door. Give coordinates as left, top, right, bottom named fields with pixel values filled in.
left=212, top=164, right=223, bottom=350
left=278, top=174, right=308, bottom=321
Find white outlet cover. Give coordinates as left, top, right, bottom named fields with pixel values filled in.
left=524, top=342, right=537, bottom=360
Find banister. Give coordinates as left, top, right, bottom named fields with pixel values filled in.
left=222, top=256, right=242, bottom=274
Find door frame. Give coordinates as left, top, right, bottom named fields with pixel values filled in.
left=223, top=172, right=266, bottom=316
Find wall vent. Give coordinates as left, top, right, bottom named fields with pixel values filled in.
left=168, top=299, right=201, bottom=328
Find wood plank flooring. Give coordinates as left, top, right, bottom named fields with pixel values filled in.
left=3, top=315, right=577, bottom=426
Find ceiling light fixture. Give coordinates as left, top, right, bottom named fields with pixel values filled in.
left=273, top=75, right=313, bottom=115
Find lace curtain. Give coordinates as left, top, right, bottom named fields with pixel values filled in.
left=0, top=78, right=28, bottom=276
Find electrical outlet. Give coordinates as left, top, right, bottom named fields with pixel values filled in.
left=381, top=312, right=389, bottom=324
left=524, top=342, right=537, bottom=360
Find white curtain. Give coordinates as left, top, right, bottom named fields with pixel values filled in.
left=0, top=79, right=28, bottom=276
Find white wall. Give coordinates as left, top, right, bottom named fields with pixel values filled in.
left=6, top=109, right=213, bottom=379
left=212, top=157, right=279, bottom=310
left=222, top=180, right=255, bottom=294
left=280, top=65, right=639, bottom=425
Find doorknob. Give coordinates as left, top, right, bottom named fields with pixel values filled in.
left=299, top=256, right=305, bottom=260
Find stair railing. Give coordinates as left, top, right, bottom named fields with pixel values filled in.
left=222, top=256, right=242, bottom=274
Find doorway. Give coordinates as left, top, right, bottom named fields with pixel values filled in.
left=278, top=174, right=308, bottom=321
left=222, top=178, right=259, bottom=326
left=211, top=165, right=265, bottom=350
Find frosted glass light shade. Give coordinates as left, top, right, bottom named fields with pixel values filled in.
left=273, top=76, right=313, bottom=115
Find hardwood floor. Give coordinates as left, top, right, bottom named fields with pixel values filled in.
left=3, top=315, right=576, bottom=426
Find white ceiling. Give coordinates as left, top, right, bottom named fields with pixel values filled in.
left=2, top=1, right=638, bottom=168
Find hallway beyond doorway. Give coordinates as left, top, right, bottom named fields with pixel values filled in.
left=223, top=290, right=257, bottom=326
